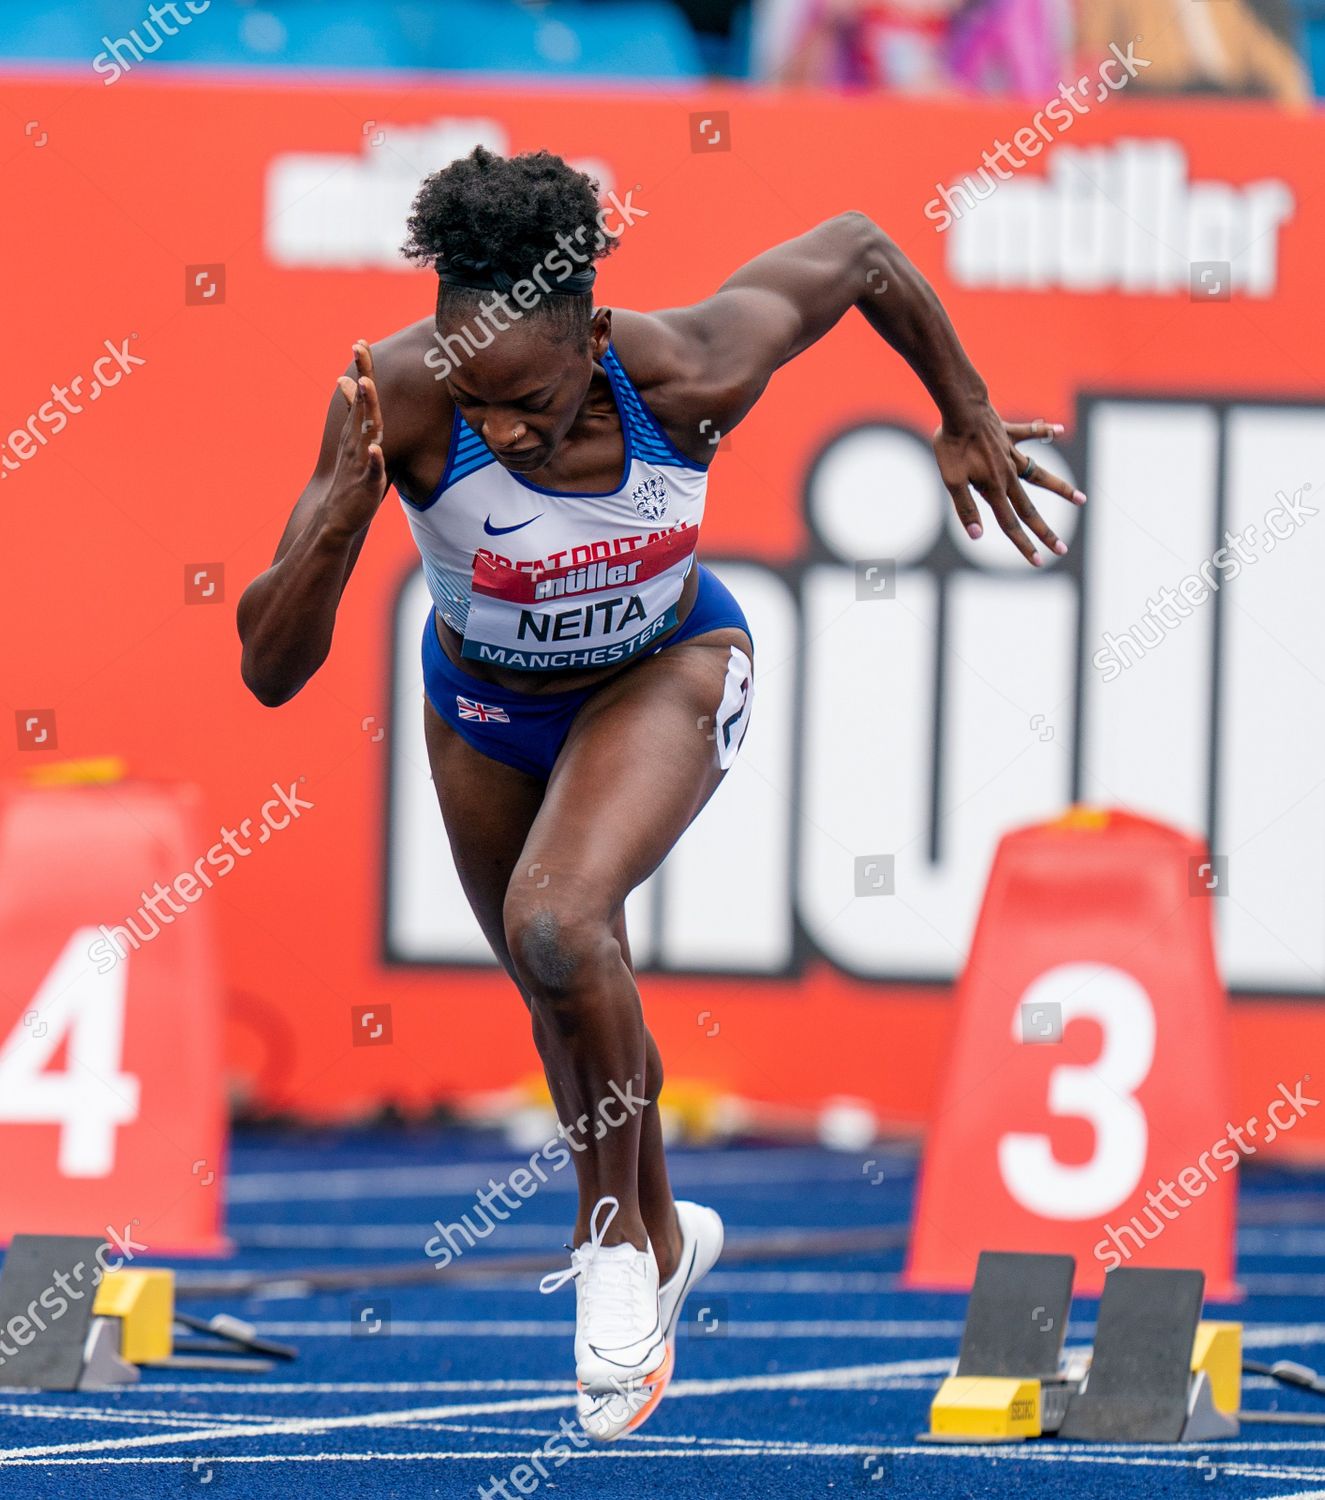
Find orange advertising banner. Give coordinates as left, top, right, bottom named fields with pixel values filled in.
left=2, top=72, right=1323, bottom=1153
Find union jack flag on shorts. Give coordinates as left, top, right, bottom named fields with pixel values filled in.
left=456, top=695, right=510, bottom=724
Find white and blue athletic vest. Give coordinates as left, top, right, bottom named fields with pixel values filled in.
left=397, top=345, right=710, bottom=673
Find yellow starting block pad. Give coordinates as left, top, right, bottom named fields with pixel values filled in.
left=93, top=1269, right=174, bottom=1364
left=928, top=1375, right=1043, bottom=1441
left=1192, top=1320, right=1242, bottom=1415
left=659, top=1079, right=725, bottom=1143
left=22, top=756, right=127, bottom=787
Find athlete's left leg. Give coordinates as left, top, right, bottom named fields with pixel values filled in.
left=503, top=626, right=753, bottom=1256
left=424, top=700, right=682, bottom=1277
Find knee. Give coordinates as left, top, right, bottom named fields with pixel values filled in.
left=503, top=889, right=616, bottom=1011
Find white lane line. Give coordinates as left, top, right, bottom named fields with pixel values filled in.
left=0, top=1359, right=949, bottom=1462
left=1241, top=1196, right=1325, bottom=1221
left=668, top=1359, right=954, bottom=1394
left=903, top=1453, right=1325, bottom=1482
left=96, top=1375, right=945, bottom=1396
left=257, top=1322, right=581, bottom=1336
left=234, top=1225, right=454, bottom=1250
left=244, top=1320, right=960, bottom=1339
left=227, top=1148, right=895, bottom=1203
left=90, top=1381, right=572, bottom=1395
left=1243, top=1277, right=1325, bottom=1296
left=0, top=1395, right=575, bottom=1461
left=424, top=1271, right=908, bottom=1293
left=704, top=1271, right=905, bottom=1293
left=0, top=1403, right=282, bottom=1429
left=200, top=1258, right=1325, bottom=1304
left=904, top=1441, right=1325, bottom=1455
left=1241, top=1231, right=1325, bottom=1256
left=0, top=1448, right=902, bottom=1467
left=6, top=1447, right=1325, bottom=1478
left=1244, top=1324, right=1325, bottom=1348
left=234, top=1319, right=1325, bottom=1345
left=230, top=1228, right=908, bottom=1252
left=227, top=1162, right=552, bottom=1203
left=193, top=1269, right=911, bottom=1297
left=423, top=1422, right=835, bottom=1448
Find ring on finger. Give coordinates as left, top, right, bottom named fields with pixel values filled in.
left=1018, top=453, right=1037, bottom=481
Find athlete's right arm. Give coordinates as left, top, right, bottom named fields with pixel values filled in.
left=237, top=342, right=387, bottom=706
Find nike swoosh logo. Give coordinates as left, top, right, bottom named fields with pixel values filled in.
left=588, top=1322, right=665, bottom=1369
left=483, top=513, right=542, bottom=536
left=661, top=1242, right=699, bottom=1341
left=585, top=1337, right=667, bottom=1374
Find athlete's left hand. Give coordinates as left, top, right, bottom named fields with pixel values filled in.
left=932, top=408, right=1086, bottom=566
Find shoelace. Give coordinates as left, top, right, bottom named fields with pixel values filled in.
left=538, top=1196, right=642, bottom=1330
left=579, top=1249, right=645, bottom=1336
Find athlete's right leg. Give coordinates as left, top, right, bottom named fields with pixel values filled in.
left=423, top=700, right=680, bottom=1277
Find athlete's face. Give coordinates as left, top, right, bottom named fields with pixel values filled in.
left=442, top=309, right=611, bottom=473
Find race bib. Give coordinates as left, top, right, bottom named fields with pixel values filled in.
left=463, top=528, right=698, bottom=672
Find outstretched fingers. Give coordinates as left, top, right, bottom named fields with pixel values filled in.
left=1009, top=477, right=1067, bottom=557
left=945, top=482, right=984, bottom=540
left=1004, top=419, right=1062, bottom=443
left=978, top=483, right=1043, bottom=567
left=1010, top=449, right=1086, bottom=510
left=1007, top=419, right=1087, bottom=509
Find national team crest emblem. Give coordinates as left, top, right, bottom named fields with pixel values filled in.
left=632, top=474, right=669, bottom=522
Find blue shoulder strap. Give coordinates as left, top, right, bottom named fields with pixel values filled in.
left=444, top=408, right=497, bottom=487
left=397, top=409, right=496, bottom=513
left=603, top=344, right=706, bottom=472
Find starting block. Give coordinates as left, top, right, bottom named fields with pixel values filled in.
left=926, top=1252, right=1242, bottom=1444
left=0, top=1235, right=175, bottom=1389
left=1058, top=1268, right=1239, bottom=1442
left=925, top=1249, right=1078, bottom=1442
left=0, top=1234, right=303, bottom=1388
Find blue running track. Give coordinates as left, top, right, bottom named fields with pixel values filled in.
left=4, top=1127, right=1325, bottom=1498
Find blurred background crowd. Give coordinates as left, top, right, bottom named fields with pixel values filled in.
left=2, top=0, right=1318, bottom=104
left=763, top=0, right=1311, bottom=102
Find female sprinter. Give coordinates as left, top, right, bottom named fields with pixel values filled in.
left=237, top=147, right=1082, bottom=1442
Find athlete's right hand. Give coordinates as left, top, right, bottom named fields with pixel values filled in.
left=327, top=340, right=388, bottom=533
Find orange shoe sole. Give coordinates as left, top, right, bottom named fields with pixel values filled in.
left=578, top=1341, right=676, bottom=1439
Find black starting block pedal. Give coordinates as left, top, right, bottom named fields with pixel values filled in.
left=955, top=1251, right=1075, bottom=1380
left=1058, top=1267, right=1239, bottom=1443
left=924, top=1250, right=1079, bottom=1441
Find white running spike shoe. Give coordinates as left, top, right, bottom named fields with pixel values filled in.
left=658, top=1200, right=726, bottom=1350
left=539, top=1196, right=671, bottom=1443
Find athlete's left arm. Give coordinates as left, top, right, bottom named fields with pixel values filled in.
left=652, top=211, right=1084, bottom=565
